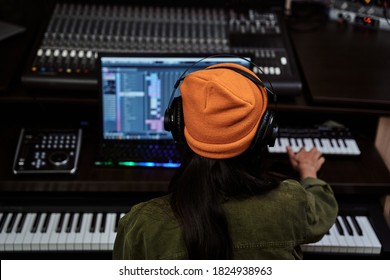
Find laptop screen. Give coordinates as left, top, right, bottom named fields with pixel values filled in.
left=98, top=55, right=251, bottom=141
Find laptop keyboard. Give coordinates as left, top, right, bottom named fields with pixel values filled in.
left=94, top=141, right=182, bottom=168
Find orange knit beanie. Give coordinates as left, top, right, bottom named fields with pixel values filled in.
left=180, top=63, right=268, bottom=159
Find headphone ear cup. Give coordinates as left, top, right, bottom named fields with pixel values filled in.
left=250, top=110, right=278, bottom=152
left=170, top=96, right=186, bottom=143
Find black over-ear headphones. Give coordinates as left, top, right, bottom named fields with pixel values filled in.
left=164, top=55, right=278, bottom=153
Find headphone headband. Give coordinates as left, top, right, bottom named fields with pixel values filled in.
left=164, top=54, right=279, bottom=154
left=165, top=54, right=276, bottom=112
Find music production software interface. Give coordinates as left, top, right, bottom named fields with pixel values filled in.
left=100, top=57, right=250, bottom=141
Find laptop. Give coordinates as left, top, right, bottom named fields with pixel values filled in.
left=95, top=53, right=251, bottom=168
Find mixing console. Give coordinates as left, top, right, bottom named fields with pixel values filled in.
left=22, top=3, right=302, bottom=95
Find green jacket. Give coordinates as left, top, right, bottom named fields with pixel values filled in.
left=113, top=177, right=338, bottom=259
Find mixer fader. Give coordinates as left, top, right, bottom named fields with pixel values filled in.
left=22, top=3, right=302, bottom=95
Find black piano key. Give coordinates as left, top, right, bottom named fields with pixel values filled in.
left=351, top=216, right=363, bottom=236
left=333, top=139, right=341, bottom=148
left=315, top=138, right=323, bottom=147
left=341, top=139, right=348, bottom=148
left=90, top=213, right=97, bottom=233
left=0, top=213, right=8, bottom=233
left=100, top=213, right=107, bottom=233
left=75, top=213, right=83, bottom=233
left=335, top=218, right=344, bottom=235
left=31, top=213, right=41, bottom=233
left=56, top=213, right=65, bottom=233
left=41, top=213, right=52, bottom=233
left=16, top=213, right=27, bottom=233
left=6, top=213, right=17, bottom=233
left=341, top=216, right=353, bottom=235
left=66, top=213, right=74, bottom=233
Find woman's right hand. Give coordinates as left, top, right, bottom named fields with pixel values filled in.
left=287, top=146, right=325, bottom=179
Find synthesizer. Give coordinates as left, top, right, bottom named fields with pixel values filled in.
left=267, top=126, right=361, bottom=156
left=1, top=206, right=389, bottom=259
left=1, top=192, right=389, bottom=260
left=21, top=3, right=302, bottom=95
left=302, top=215, right=381, bottom=254
left=0, top=212, right=380, bottom=254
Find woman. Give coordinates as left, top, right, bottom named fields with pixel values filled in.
left=113, top=63, right=338, bottom=259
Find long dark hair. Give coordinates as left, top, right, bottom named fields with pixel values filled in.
left=169, top=148, right=279, bottom=259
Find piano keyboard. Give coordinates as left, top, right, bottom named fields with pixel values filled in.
left=267, top=127, right=361, bottom=156
left=0, top=211, right=382, bottom=255
left=302, top=215, right=382, bottom=255
left=0, top=212, right=125, bottom=252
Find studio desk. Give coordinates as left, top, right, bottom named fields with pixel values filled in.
left=1, top=11, right=390, bottom=259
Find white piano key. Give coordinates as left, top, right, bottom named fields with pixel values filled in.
left=267, top=137, right=280, bottom=153
left=108, top=213, right=119, bottom=251
left=280, top=138, right=289, bottom=152
left=13, top=213, right=31, bottom=251
left=356, top=216, right=381, bottom=255
left=4, top=213, right=23, bottom=251
left=353, top=217, right=375, bottom=254
left=303, top=138, right=314, bottom=151
left=330, top=138, right=344, bottom=155
left=0, top=214, right=13, bottom=251
left=344, top=139, right=356, bottom=154
left=274, top=138, right=284, bottom=153
left=57, top=213, right=70, bottom=251
left=312, top=237, right=324, bottom=253
left=40, top=213, right=57, bottom=251
left=74, top=213, right=88, bottom=251
left=318, top=233, right=333, bottom=253
left=101, top=213, right=115, bottom=251
left=313, top=138, right=324, bottom=153
left=337, top=139, right=349, bottom=153
left=66, top=213, right=79, bottom=251
left=91, top=213, right=103, bottom=250
left=47, top=213, right=61, bottom=251
left=346, top=216, right=366, bottom=254
left=333, top=219, right=351, bottom=253
left=296, top=138, right=304, bottom=151
left=20, top=213, right=37, bottom=251
left=327, top=225, right=341, bottom=253
left=48, top=213, right=62, bottom=250
left=290, top=138, right=300, bottom=153
left=321, top=139, right=333, bottom=154
left=337, top=216, right=357, bottom=254
left=7, top=213, right=26, bottom=251
left=82, top=213, right=94, bottom=250
left=345, top=139, right=361, bottom=155
left=31, top=213, right=47, bottom=251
